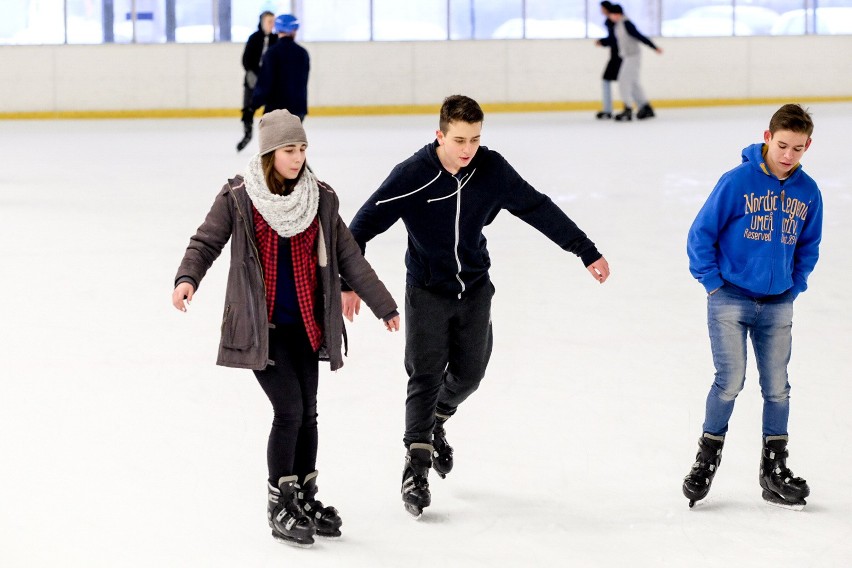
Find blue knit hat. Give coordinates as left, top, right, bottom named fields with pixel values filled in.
left=274, top=14, right=299, bottom=34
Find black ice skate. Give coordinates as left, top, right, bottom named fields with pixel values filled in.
left=682, top=433, right=725, bottom=508
left=298, top=471, right=342, bottom=537
left=759, top=436, right=809, bottom=510
left=267, top=476, right=315, bottom=547
left=595, top=111, right=613, bottom=119
left=401, top=443, right=432, bottom=519
left=236, top=125, right=253, bottom=152
left=636, top=103, right=656, bottom=120
left=432, top=414, right=454, bottom=479
left=614, top=107, right=633, bottom=122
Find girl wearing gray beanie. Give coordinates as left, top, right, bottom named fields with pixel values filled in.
left=172, top=109, right=400, bottom=547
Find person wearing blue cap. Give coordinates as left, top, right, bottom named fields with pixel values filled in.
left=252, top=14, right=310, bottom=122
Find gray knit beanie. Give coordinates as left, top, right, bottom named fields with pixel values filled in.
left=258, top=109, right=308, bottom=155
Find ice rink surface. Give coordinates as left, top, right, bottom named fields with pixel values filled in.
left=1, top=104, right=851, bottom=567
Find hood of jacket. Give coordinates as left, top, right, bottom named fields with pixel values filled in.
left=741, top=142, right=803, bottom=181
left=416, top=139, right=482, bottom=171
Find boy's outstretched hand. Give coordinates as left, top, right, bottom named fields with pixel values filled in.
left=341, top=291, right=361, bottom=321
left=587, top=257, right=610, bottom=284
left=343, top=291, right=400, bottom=332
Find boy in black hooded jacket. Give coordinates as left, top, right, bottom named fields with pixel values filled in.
left=341, top=95, right=610, bottom=517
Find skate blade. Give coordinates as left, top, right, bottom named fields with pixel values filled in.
left=272, top=532, right=315, bottom=548
left=404, top=504, right=423, bottom=519
left=762, top=490, right=806, bottom=511
left=316, top=530, right=342, bottom=538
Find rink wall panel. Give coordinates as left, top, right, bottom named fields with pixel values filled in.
left=0, top=36, right=850, bottom=115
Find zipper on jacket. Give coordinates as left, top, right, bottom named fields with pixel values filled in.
left=244, top=272, right=260, bottom=347
left=222, top=304, right=231, bottom=332
left=443, top=170, right=476, bottom=299
left=229, top=184, right=266, bottom=289
left=229, top=183, right=264, bottom=348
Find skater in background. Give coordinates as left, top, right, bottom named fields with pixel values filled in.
left=594, top=1, right=621, bottom=120
left=253, top=14, right=310, bottom=122
left=682, top=104, right=822, bottom=509
left=236, top=10, right=276, bottom=152
left=172, top=110, right=400, bottom=546
left=341, top=95, right=610, bottom=517
left=607, top=5, right=662, bottom=121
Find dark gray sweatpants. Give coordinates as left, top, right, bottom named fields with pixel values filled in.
left=403, top=282, right=495, bottom=447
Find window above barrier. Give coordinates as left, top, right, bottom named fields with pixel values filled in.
left=1, top=0, right=850, bottom=45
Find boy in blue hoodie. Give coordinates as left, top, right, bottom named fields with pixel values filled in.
left=341, top=95, right=610, bottom=517
left=682, top=104, right=822, bottom=510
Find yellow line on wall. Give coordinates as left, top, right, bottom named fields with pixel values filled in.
left=2, top=96, right=850, bottom=120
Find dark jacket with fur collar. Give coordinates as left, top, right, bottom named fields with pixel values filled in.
left=175, top=175, right=397, bottom=371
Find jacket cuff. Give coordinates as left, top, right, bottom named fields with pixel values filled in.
left=580, top=247, right=603, bottom=267
left=175, top=275, right=198, bottom=290
left=702, top=275, right=725, bottom=294
left=340, top=278, right=353, bottom=292
left=382, top=310, right=399, bottom=322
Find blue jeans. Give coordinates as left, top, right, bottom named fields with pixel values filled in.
left=702, top=286, right=794, bottom=437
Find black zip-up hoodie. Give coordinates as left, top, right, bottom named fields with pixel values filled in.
left=346, top=141, right=602, bottom=297
left=241, top=22, right=277, bottom=75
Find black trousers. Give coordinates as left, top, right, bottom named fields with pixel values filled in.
left=253, top=324, right=319, bottom=484
left=241, top=80, right=254, bottom=129
left=403, top=282, right=495, bottom=447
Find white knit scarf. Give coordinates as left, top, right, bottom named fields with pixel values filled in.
left=243, top=154, right=319, bottom=238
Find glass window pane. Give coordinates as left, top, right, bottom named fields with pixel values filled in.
left=526, top=0, right=599, bottom=39
left=661, top=0, right=788, bottom=37
left=730, top=1, right=785, bottom=36
left=1, top=0, right=66, bottom=44
left=613, top=0, right=658, bottom=37
left=231, top=1, right=288, bottom=43
left=449, top=0, right=473, bottom=39
left=372, top=0, right=447, bottom=41
left=473, top=0, right=523, bottom=39
left=586, top=0, right=611, bottom=38
left=114, top=0, right=166, bottom=43
left=175, top=0, right=213, bottom=43
left=300, top=0, right=371, bottom=41
left=67, top=0, right=104, bottom=44
left=772, top=3, right=852, bottom=36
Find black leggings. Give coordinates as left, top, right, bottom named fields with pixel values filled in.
left=253, top=324, right=319, bottom=485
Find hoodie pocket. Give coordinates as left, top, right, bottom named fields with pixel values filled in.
left=221, top=303, right=254, bottom=350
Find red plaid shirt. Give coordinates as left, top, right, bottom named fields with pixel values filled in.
left=253, top=206, right=322, bottom=352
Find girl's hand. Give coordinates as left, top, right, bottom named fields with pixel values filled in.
left=172, top=282, right=195, bottom=312
left=384, top=315, right=400, bottom=332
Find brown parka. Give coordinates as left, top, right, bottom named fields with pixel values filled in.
left=175, top=175, right=397, bottom=371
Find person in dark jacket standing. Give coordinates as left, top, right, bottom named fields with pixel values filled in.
left=594, top=1, right=621, bottom=119
left=608, top=5, right=663, bottom=121
left=237, top=11, right=276, bottom=152
left=340, top=95, right=610, bottom=518
left=253, top=14, right=310, bottom=122
left=172, top=110, right=400, bottom=547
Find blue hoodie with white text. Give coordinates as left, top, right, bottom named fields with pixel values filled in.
left=687, top=142, right=822, bottom=298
